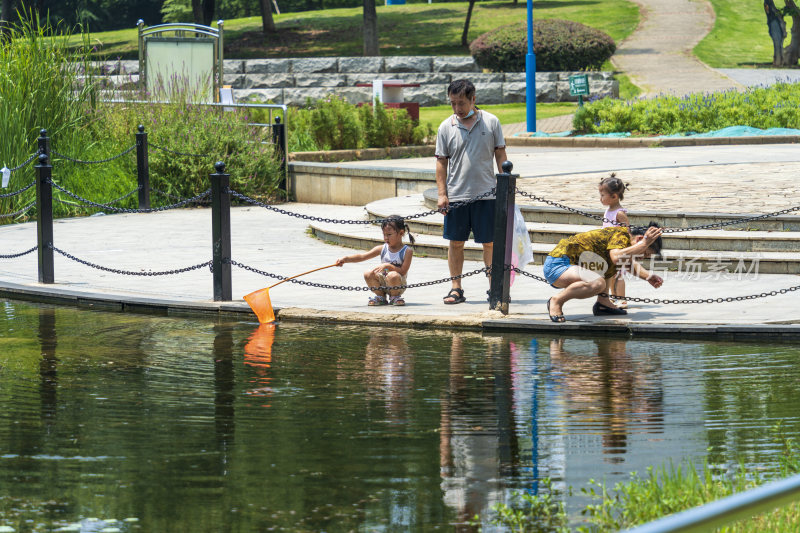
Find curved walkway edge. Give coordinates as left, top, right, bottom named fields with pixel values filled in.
left=3, top=281, right=800, bottom=340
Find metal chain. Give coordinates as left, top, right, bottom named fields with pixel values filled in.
left=0, top=201, right=35, bottom=219
left=51, top=245, right=212, bottom=276
left=51, top=145, right=136, bottom=165
left=515, top=187, right=800, bottom=233
left=6, top=152, right=39, bottom=172
left=229, top=259, right=489, bottom=291
left=0, top=245, right=37, bottom=259
left=56, top=186, right=142, bottom=208
left=0, top=181, right=35, bottom=198
left=49, top=180, right=211, bottom=213
left=227, top=188, right=496, bottom=224
left=511, top=267, right=800, bottom=304
left=150, top=186, right=210, bottom=204
left=149, top=142, right=209, bottom=158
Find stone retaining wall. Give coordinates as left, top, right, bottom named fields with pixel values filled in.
left=97, top=56, right=618, bottom=105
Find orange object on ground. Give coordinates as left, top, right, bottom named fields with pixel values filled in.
left=243, top=263, right=338, bottom=323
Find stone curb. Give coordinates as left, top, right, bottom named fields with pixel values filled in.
left=290, top=145, right=434, bottom=162
left=3, top=281, right=800, bottom=339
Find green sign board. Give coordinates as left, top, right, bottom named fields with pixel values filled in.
left=569, top=74, right=590, bottom=96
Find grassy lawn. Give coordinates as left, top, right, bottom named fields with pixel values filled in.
left=419, top=102, right=575, bottom=126
left=83, top=0, right=638, bottom=59
left=694, top=0, right=778, bottom=67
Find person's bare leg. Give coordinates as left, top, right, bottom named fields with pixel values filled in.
left=364, top=270, right=386, bottom=299
left=444, top=240, right=466, bottom=302
left=549, top=266, right=606, bottom=316
left=481, top=242, right=493, bottom=283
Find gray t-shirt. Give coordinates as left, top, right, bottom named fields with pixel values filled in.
left=435, top=110, right=505, bottom=203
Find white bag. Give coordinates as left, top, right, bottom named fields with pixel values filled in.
left=510, top=205, right=533, bottom=285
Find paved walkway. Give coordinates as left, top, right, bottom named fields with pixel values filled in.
left=2, top=144, right=800, bottom=332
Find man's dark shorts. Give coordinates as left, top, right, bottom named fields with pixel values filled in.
left=443, top=200, right=495, bottom=243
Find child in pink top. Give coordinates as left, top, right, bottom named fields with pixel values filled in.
left=599, top=174, right=630, bottom=308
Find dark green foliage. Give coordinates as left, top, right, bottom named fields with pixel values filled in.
left=470, top=19, right=616, bottom=72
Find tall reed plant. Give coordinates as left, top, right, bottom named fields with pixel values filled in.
left=0, top=9, right=98, bottom=223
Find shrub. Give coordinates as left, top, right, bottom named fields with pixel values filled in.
left=470, top=19, right=616, bottom=72
left=572, top=82, right=800, bottom=135
left=284, top=96, right=434, bottom=152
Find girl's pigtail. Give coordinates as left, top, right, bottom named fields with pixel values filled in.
left=404, top=223, right=416, bottom=245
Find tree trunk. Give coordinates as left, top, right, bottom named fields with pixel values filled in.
left=765, top=0, right=787, bottom=65
left=191, top=0, right=204, bottom=25
left=202, top=0, right=215, bottom=26
left=461, top=0, right=476, bottom=47
left=363, top=0, right=378, bottom=56
left=782, top=0, right=800, bottom=65
left=258, top=0, right=275, bottom=33
left=0, top=0, right=11, bottom=43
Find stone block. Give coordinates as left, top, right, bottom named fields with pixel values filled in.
left=535, top=81, right=559, bottom=103
left=246, top=59, right=290, bottom=74
left=234, top=88, right=284, bottom=104
left=334, top=87, right=372, bottom=104
left=225, top=74, right=247, bottom=89
left=473, top=82, right=503, bottom=104
left=108, top=60, right=139, bottom=75
left=338, top=57, right=384, bottom=73
left=223, top=60, right=245, bottom=74
left=283, top=87, right=336, bottom=105
left=461, top=72, right=504, bottom=83
left=245, top=73, right=295, bottom=89
left=294, top=74, right=348, bottom=87
left=405, top=85, right=448, bottom=107
left=503, top=82, right=527, bottom=103
left=384, top=56, right=433, bottom=73
left=291, top=57, right=338, bottom=73
left=433, top=56, right=478, bottom=72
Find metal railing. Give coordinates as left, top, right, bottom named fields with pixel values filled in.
left=622, top=473, right=800, bottom=533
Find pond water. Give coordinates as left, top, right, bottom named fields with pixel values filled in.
left=1, top=299, right=799, bottom=532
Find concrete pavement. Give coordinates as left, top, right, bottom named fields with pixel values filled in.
left=2, top=143, right=800, bottom=336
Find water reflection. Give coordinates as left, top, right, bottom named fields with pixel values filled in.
left=548, top=337, right=665, bottom=464
left=0, top=300, right=798, bottom=531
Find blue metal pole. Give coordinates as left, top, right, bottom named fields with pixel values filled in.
left=526, top=0, right=536, bottom=133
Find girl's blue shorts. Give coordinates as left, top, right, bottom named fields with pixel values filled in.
left=543, top=255, right=572, bottom=287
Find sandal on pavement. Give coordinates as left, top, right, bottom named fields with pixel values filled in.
left=547, top=298, right=566, bottom=323
left=368, top=295, right=388, bottom=306
left=443, top=288, right=466, bottom=304
left=389, top=295, right=405, bottom=306
left=593, top=302, right=627, bottom=316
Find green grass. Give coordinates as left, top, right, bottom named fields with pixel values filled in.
left=79, top=1, right=639, bottom=59
left=694, top=0, right=779, bottom=68
left=419, top=102, right=576, bottom=127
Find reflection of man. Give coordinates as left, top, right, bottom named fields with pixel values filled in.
left=363, top=330, right=413, bottom=423
left=435, top=79, right=507, bottom=305
left=439, top=335, right=512, bottom=527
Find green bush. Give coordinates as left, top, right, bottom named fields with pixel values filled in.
left=284, top=96, right=434, bottom=152
left=572, top=82, right=800, bottom=135
left=470, top=19, right=616, bottom=72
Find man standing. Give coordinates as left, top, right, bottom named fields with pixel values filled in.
left=435, top=79, right=507, bottom=304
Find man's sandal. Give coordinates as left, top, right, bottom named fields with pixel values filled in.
left=443, top=288, right=466, bottom=304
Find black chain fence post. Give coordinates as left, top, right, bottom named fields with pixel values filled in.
left=272, top=115, right=287, bottom=200
left=36, top=130, right=54, bottom=284
left=210, top=161, right=232, bottom=301
left=136, top=124, right=150, bottom=210
left=489, top=161, right=517, bottom=314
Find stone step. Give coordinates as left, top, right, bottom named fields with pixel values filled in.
left=366, top=194, right=800, bottom=253
left=420, top=188, right=800, bottom=232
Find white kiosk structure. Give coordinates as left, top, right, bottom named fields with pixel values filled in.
left=137, top=19, right=224, bottom=102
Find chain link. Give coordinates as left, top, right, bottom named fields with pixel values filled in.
left=511, top=267, right=800, bottom=304
left=149, top=142, right=209, bottom=158
left=0, top=181, right=35, bottom=198
left=515, top=187, right=800, bottom=233
left=229, top=259, right=489, bottom=291
left=0, top=245, right=37, bottom=259
left=51, top=145, right=136, bottom=165
left=6, top=152, right=39, bottom=172
left=51, top=245, right=212, bottom=276
left=150, top=186, right=210, bottom=204
left=227, top=188, right=495, bottom=224
left=49, top=180, right=211, bottom=213
left=0, top=201, right=35, bottom=219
